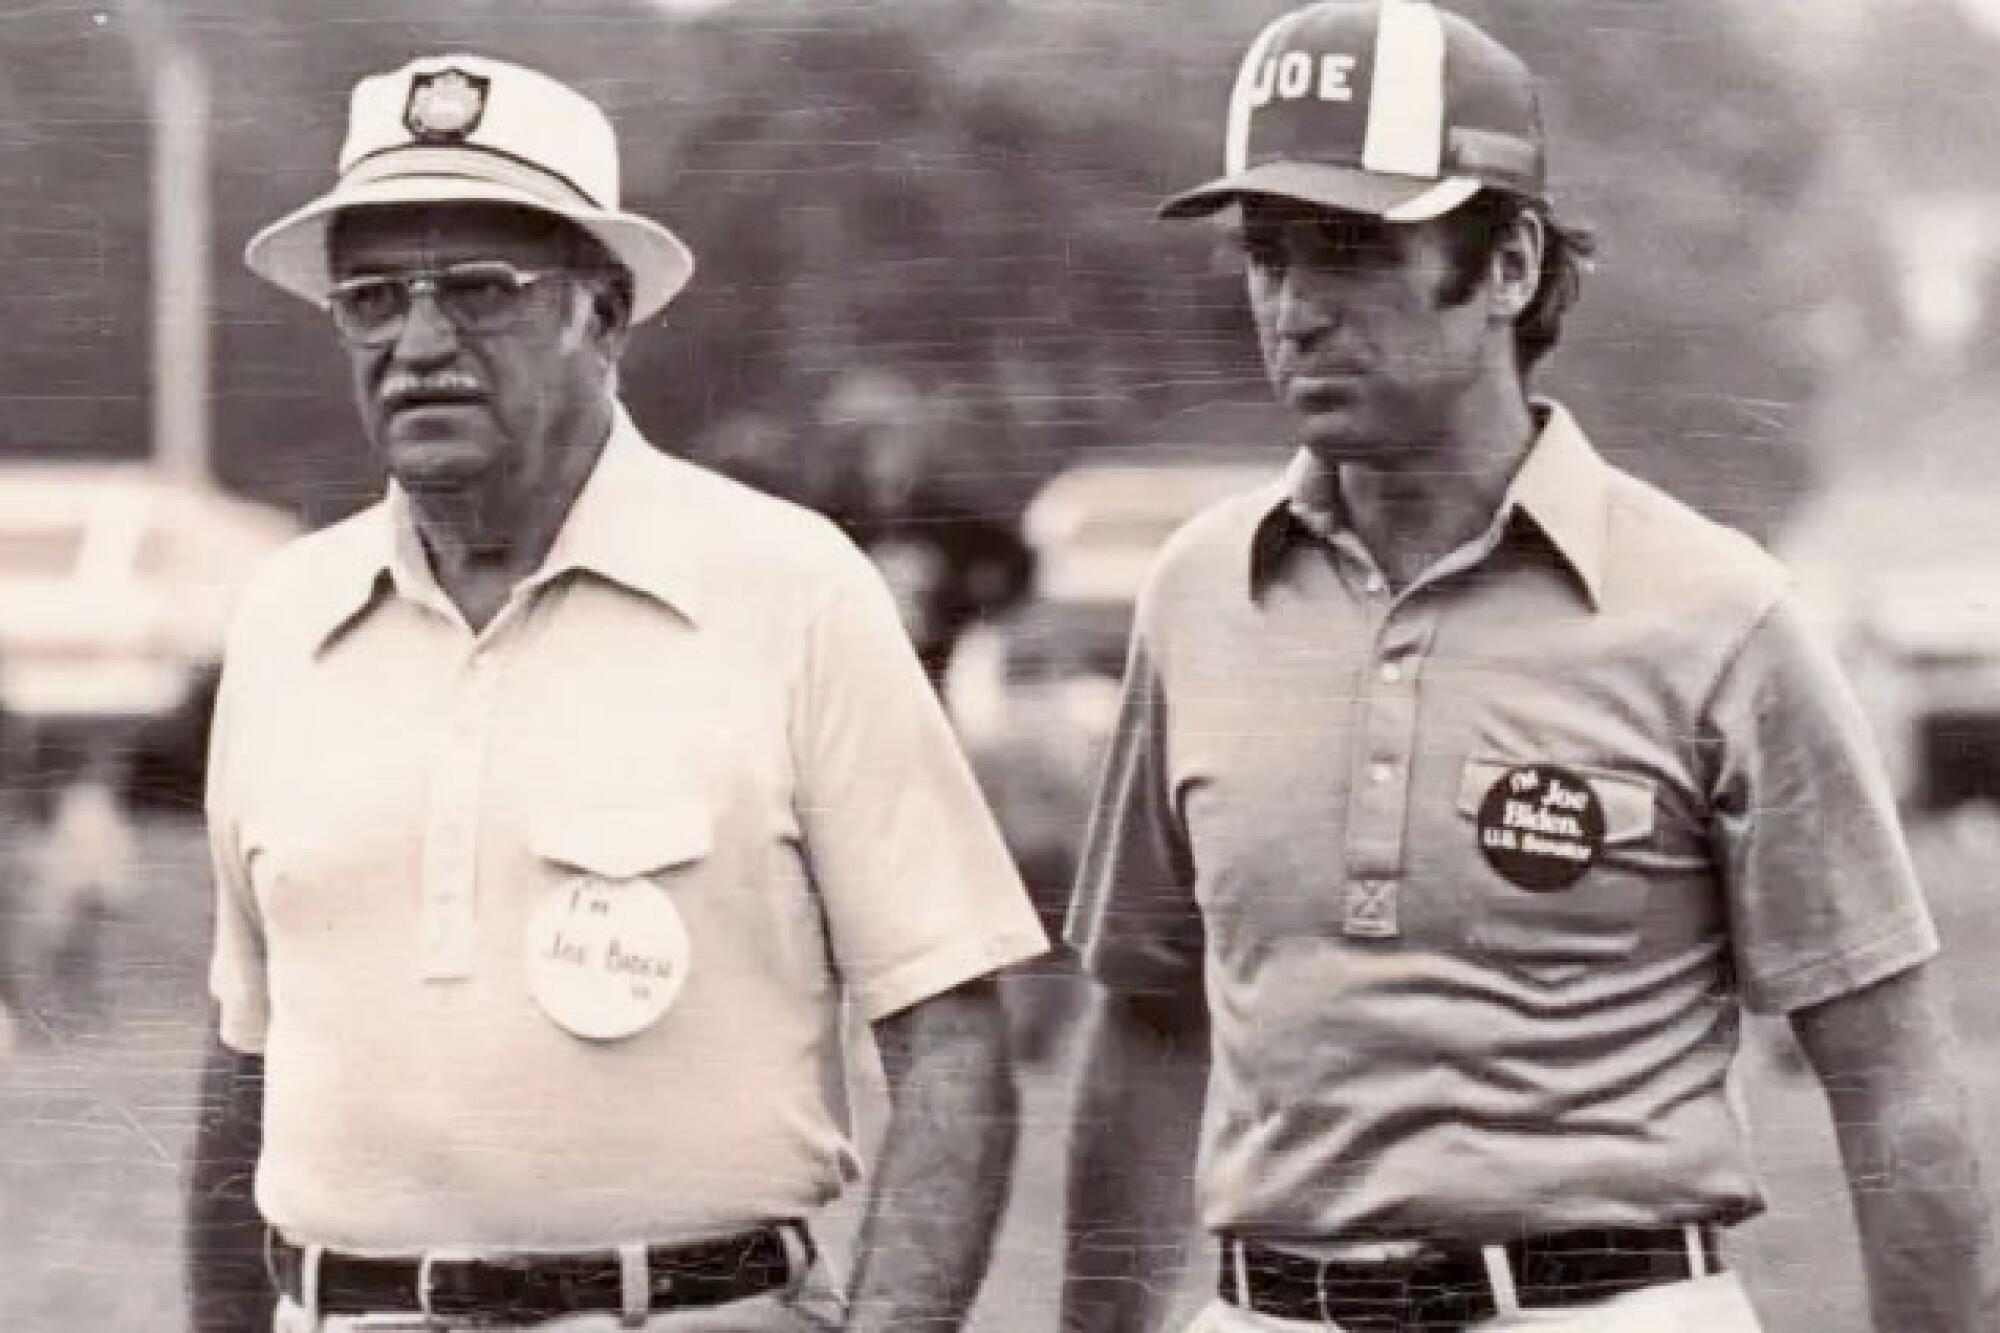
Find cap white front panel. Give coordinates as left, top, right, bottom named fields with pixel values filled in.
left=1361, top=0, right=1446, bottom=179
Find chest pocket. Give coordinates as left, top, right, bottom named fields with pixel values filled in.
left=532, top=804, right=713, bottom=883
left=1456, top=758, right=1657, bottom=984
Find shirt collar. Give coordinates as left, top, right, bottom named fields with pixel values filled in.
left=1248, top=399, right=1609, bottom=610
left=302, top=505, right=398, bottom=653
left=308, top=403, right=706, bottom=652
left=526, top=404, right=707, bottom=623
left=1505, top=401, right=1608, bottom=609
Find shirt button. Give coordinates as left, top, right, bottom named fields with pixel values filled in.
left=1379, top=662, right=1403, bottom=685
left=1369, top=762, right=1394, bottom=786
left=1363, top=573, right=1388, bottom=596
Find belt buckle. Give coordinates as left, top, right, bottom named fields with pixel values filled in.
left=1314, top=1255, right=1417, bottom=1333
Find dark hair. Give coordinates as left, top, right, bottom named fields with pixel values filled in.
left=1436, top=191, right=1596, bottom=375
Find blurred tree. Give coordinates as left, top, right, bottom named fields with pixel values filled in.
left=1829, top=0, right=2000, bottom=194
left=0, top=0, right=1879, bottom=541
left=638, top=0, right=1259, bottom=519
left=0, top=6, right=150, bottom=461
left=644, top=0, right=1849, bottom=535
left=1466, top=0, right=1843, bottom=534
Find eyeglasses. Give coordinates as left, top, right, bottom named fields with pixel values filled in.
left=326, top=261, right=560, bottom=346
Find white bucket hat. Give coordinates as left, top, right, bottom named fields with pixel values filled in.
left=244, top=54, right=694, bottom=323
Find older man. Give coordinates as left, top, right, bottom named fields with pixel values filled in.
left=1062, top=4, right=1998, bottom=1332
left=186, top=56, right=1046, bottom=1333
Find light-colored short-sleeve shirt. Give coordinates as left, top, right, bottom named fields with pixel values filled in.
left=207, top=406, right=1046, bottom=1254
left=1068, top=402, right=1937, bottom=1243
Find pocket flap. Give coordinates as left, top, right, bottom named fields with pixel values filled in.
left=1457, top=759, right=1515, bottom=816
left=1457, top=758, right=1655, bottom=845
left=533, top=805, right=713, bottom=879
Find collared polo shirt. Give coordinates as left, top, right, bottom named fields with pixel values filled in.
left=1068, top=402, right=1938, bottom=1242
left=207, top=406, right=1046, bottom=1253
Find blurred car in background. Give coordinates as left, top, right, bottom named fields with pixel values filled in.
left=951, top=458, right=1282, bottom=760
left=0, top=465, right=299, bottom=808
left=1808, top=569, right=2000, bottom=813
left=1783, top=479, right=2000, bottom=813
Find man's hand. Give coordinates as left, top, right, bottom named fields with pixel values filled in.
left=1062, top=984, right=1211, bottom=1333
left=185, top=1033, right=271, bottom=1333
left=1791, top=963, right=2000, bottom=1332
left=847, top=974, right=1020, bottom=1333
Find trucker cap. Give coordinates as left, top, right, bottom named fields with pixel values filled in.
left=1161, top=0, right=1546, bottom=223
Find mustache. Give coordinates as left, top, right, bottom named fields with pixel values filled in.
left=380, top=371, right=485, bottom=405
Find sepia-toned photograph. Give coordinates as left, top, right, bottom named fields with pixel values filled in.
left=3, top=2, right=1998, bottom=1331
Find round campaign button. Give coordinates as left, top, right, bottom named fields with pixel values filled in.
left=1475, top=763, right=1605, bottom=892
left=525, top=876, right=691, bottom=1041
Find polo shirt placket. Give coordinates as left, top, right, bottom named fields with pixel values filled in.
left=1308, top=524, right=1451, bottom=942
left=419, top=634, right=511, bottom=981
left=1344, top=608, right=1435, bottom=939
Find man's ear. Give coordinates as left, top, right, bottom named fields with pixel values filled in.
left=1489, top=209, right=1545, bottom=324
left=563, top=279, right=631, bottom=357
left=590, top=280, right=631, bottom=340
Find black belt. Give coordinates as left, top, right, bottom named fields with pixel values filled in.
left=1221, top=1225, right=1725, bottom=1332
left=269, top=1223, right=805, bottom=1321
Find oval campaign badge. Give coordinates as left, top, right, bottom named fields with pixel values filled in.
left=525, top=876, right=691, bottom=1041
left=1475, top=763, right=1605, bottom=892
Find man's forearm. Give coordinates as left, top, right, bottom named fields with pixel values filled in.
left=1828, top=1079, right=1999, bottom=1331
left=185, top=1037, right=271, bottom=1333
left=1794, top=967, right=2000, bottom=1332
left=1062, top=988, right=1209, bottom=1333
left=847, top=978, right=1020, bottom=1333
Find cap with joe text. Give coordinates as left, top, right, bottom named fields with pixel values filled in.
left=1161, top=0, right=1546, bottom=224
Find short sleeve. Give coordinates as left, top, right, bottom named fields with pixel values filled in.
left=1707, top=590, right=1939, bottom=1014
left=204, top=647, right=270, bottom=1054
left=792, top=553, right=1047, bottom=1023
left=1064, top=616, right=1204, bottom=992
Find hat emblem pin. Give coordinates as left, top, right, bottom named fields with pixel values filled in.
left=405, top=68, right=489, bottom=141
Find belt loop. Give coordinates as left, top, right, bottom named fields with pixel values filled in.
left=1480, top=1244, right=1520, bottom=1316
left=1683, top=1224, right=1708, bottom=1279
left=777, top=1222, right=812, bottom=1298
left=261, top=1229, right=281, bottom=1299
left=417, top=1252, right=438, bottom=1324
left=301, top=1242, right=324, bottom=1324
left=1230, top=1238, right=1252, bottom=1308
left=1313, top=1258, right=1337, bottom=1330
left=617, top=1242, right=650, bottom=1328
